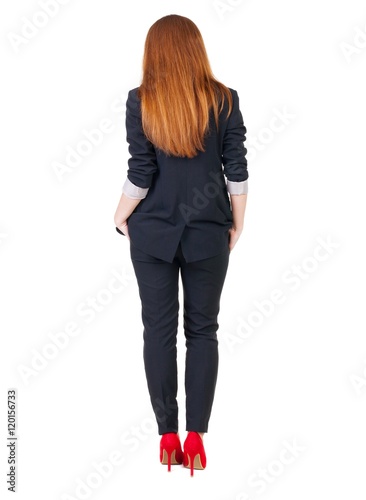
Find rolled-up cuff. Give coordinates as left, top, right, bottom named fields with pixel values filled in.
left=122, top=177, right=149, bottom=199
left=227, top=179, right=248, bottom=195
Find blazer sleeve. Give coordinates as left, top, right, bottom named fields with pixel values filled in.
left=122, top=89, right=158, bottom=199
left=222, top=89, right=248, bottom=195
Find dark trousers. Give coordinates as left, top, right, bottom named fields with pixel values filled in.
left=130, top=240, right=230, bottom=435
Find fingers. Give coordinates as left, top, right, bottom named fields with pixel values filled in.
left=228, top=229, right=241, bottom=251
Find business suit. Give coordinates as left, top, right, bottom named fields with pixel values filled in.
left=119, top=86, right=248, bottom=262
left=118, top=86, right=248, bottom=434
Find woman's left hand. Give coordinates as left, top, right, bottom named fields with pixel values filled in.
left=118, top=222, right=130, bottom=240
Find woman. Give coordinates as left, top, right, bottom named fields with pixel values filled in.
left=114, top=14, right=248, bottom=476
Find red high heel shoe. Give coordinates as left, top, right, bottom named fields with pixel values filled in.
left=183, top=432, right=206, bottom=476
left=160, top=433, right=183, bottom=471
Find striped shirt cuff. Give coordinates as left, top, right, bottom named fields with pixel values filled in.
left=227, top=179, right=248, bottom=195
left=122, top=177, right=149, bottom=199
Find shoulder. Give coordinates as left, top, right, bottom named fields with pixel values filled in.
left=218, top=87, right=239, bottom=119
left=127, top=87, right=140, bottom=104
left=126, top=87, right=141, bottom=116
left=217, top=86, right=239, bottom=110
left=227, top=87, right=239, bottom=103
left=128, top=86, right=140, bottom=96
left=226, top=88, right=242, bottom=118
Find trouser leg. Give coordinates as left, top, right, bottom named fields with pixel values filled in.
left=131, top=253, right=180, bottom=435
left=180, top=246, right=230, bottom=432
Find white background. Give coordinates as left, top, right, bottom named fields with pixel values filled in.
left=1, top=0, right=366, bottom=498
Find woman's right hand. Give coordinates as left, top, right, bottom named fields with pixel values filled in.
left=117, top=221, right=130, bottom=241
left=228, top=226, right=243, bottom=251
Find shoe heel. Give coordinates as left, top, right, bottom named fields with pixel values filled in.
left=161, top=448, right=176, bottom=472
left=160, top=433, right=183, bottom=472
left=185, top=451, right=204, bottom=476
left=183, top=432, right=206, bottom=476
left=189, top=453, right=194, bottom=477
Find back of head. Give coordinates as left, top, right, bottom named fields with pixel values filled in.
left=138, top=14, right=233, bottom=158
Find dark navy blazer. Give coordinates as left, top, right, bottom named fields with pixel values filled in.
left=117, top=86, right=248, bottom=263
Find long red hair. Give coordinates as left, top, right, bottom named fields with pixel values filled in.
left=137, top=14, right=233, bottom=158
